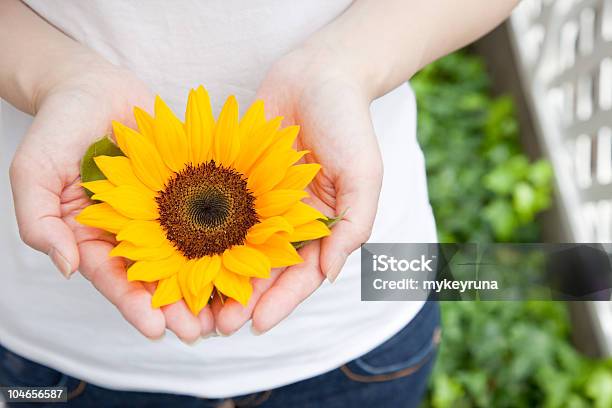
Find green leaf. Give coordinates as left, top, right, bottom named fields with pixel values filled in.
left=506, top=155, right=530, bottom=179
left=432, top=374, right=464, bottom=408
left=528, top=159, right=554, bottom=187
left=513, top=181, right=537, bottom=221
left=483, top=199, right=518, bottom=241
left=80, top=136, right=125, bottom=197
left=484, top=165, right=518, bottom=195
left=585, top=368, right=612, bottom=408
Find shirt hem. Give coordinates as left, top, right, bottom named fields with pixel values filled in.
left=0, top=301, right=423, bottom=398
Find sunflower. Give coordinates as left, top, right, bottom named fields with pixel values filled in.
left=76, top=86, right=330, bottom=315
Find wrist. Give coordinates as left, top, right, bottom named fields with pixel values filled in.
left=303, top=39, right=377, bottom=97
left=26, top=48, right=121, bottom=114
left=298, top=3, right=424, bottom=99
left=279, top=41, right=377, bottom=105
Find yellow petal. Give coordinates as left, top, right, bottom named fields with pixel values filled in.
left=92, top=185, right=158, bottom=220
left=179, top=261, right=214, bottom=315
left=81, top=180, right=115, bottom=195
left=151, top=275, right=182, bottom=308
left=133, top=107, right=156, bottom=144
left=270, top=125, right=300, bottom=151
left=153, top=96, right=190, bottom=172
left=256, top=190, right=308, bottom=218
left=93, top=155, right=150, bottom=191
left=189, top=255, right=221, bottom=296
left=222, top=245, right=271, bottom=278
left=193, top=283, right=214, bottom=315
left=213, top=95, right=240, bottom=166
left=238, top=100, right=266, bottom=145
left=234, top=116, right=283, bottom=173
left=75, top=203, right=130, bottom=234
left=246, top=216, right=294, bottom=245
left=179, top=260, right=196, bottom=312
left=109, top=241, right=175, bottom=261
left=127, top=253, right=185, bottom=282
left=250, top=234, right=303, bottom=268
left=282, top=202, right=326, bottom=226
left=178, top=260, right=194, bottom=296
left=275, top=163, right=321, bottom=190
left=247, top=149, right=307, bottom=196
left=186, top=86, right=215, bottom=164
left=116, top=220, right=166, bottom=247
left=286, top=220, right=331, bottom=242
left=112, top=121, right=172, bottom=191
left=214, top=266, right=253, bottom=306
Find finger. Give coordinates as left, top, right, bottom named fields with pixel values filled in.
left=162, top=300, right=202, bottom=343
left=320, top=166, right=382, bottom=282
left=209, top=293, right=224, bottom=322
left=252, top=241, right=323, bottom=334
left=78, top=239, right=166, bottom=339
left=209, top=294, right=230, bottom=336
left=10, top=157, right=79, bottom=278
left=214, top=269, right=282, bottom=336
left=198, top=306, right=215, bottom=337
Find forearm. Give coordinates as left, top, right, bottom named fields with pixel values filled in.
left=0, top=0, right=100, bottom=114
left=306, top=0, right=519, bottom=98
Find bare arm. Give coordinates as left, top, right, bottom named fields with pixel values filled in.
left=0, top=0, right=102, bottom=113
left=306, top=0, right=519, bottom=97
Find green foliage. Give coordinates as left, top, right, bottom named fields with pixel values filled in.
left=412, top=52, right=553, bottom=243
left=413, top=51, right=612, bottom=407
left=428, top=301, right=612, bottom=408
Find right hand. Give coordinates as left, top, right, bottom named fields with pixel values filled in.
left=213, top=45, right=383, bottom=336
left=9, top=59, right=213, bottom=342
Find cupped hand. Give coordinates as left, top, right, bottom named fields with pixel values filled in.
left=9, top=61, right=214, bottom=342
left=213, top=46, right=383, bottom=335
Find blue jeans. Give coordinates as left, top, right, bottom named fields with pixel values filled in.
left=0, top=301, right=440, bottom=407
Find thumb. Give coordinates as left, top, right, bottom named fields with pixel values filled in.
left=9, top=154, right=79, bottom=278
left=320, top=161, right=383, bottom=282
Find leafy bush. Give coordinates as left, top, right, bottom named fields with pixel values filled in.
left=428, top=301, right=612, bottom=408
left=413, top=51, right=612, bottom=407
left=412, top=52, right=552, bottom=243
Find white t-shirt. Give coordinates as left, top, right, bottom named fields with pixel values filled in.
left=0, top=0, right=437, bottom=398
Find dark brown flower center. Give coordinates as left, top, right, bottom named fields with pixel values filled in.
left=156, top=161, right=259, bottom=258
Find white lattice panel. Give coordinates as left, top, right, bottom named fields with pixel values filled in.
left=510, top=0, right=612, bottom=355
left=511, top=0, right=612, bottom=242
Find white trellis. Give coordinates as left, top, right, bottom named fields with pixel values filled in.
left=509, top=0, right=612, bottom=354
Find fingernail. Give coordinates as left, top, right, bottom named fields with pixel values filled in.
left=326, top=256, right=344, bottom=283
left=48, top=247, right=72, bottom=279
left=250, top=326, right=265, bottom=336
left=147, top=332, right=166, bottom=342
left=215, top=327, right=231, bottom=337
left=181, top=337, right=201, bottom=346
left=202, top=332, right=218, bottom=339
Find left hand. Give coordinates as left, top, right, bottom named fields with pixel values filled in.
left=212, top=45, right=383, bottom=335
left=9, top=62, right=214, bottom=343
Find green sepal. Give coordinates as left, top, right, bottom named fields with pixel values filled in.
left=291, top=209, right=346, bottom=249
left=80, top=136, right=125, bottom=197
